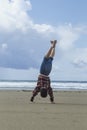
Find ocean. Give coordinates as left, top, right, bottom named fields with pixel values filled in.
left=0, top=80, right=87, bottom=91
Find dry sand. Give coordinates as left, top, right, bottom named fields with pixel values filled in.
left=0, top=90, right=87, bottom=130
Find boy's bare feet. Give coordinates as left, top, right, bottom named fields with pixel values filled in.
left=50, top=40, right=54, bottom=44
left=52, top=40, right=57, bottom=48
left=50, top=40, right=57, bottom=47
left=30, top=96, right=34, bottom=102
left=54, top=40, right=57, bottom=44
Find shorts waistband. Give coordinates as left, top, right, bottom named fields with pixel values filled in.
left=39, top=74, right=49, bottom=78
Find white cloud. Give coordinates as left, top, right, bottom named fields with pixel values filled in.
left=72, top=48, right=87, bottom=69
left=75, top=24, right=87, bottom=34
left=0, top=0, right=55, bottom=34
left=33, top=24, right=55, bottom=33
left=0, top=0, right=32, bottom=32
left=2, top=43, right=8, bottom=49
left=0, top=43, right=8, bottom=54
left=56, top=24, right=79, bottom=50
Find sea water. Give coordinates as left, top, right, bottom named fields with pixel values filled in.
left=0, top=80, right=87, bottom=91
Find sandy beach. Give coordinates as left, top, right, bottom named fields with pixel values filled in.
left=0, top=90, right=87, bottom=130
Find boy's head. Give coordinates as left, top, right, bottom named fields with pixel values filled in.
left=40, top=87, right=47, bottom=98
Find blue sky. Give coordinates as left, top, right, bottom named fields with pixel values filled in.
left=30, top=0, right=87, bottom=24
left=0, top=0, right=87, bottom=81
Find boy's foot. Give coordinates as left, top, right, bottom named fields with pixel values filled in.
left=53, top=40, right=57, bottom=48
left=50, top=40, right=57, bottom=48
left=50, top=40, right=54, bottom=43
left=50, top=97, right=55, bottom=103
left=50, top=40, right=54, bottom=46
left=30, top=96, right=34, bottom=102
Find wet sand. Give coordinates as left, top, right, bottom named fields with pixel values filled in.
left=0, top=90, right=87, bottom=130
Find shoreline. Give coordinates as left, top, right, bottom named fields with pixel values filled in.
left=0, top=89, right=87, bottom=92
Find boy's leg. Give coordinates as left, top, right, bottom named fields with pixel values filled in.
left=45, top=46, right=53, bottom=58
left=45, top=40, right=57, bottom=58
left=30, top=75, right=42, bottom=102
left=49, top=47, right=55, bottom=58
left=47, top=86, right=54, bottom=103
left=30, top=86, right=40, bottom=102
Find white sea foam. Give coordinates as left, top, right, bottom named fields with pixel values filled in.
left=0, top=80, right=87, bottom=90
left=0, top=81, right=36, bottom=90
left=51, top=82, right=87, bottom=90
